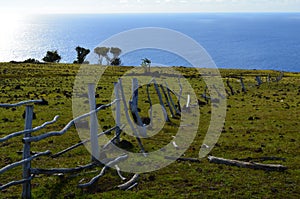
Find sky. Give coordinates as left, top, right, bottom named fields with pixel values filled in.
left=1, top=0, right=300, bottom=14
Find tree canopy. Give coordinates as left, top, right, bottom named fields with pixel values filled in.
left=74, top=46, right=90, bottom=64
left=42, top=50, right=61, bottom=63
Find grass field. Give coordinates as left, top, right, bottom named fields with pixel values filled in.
left=0, top=63, right=299, bottom=198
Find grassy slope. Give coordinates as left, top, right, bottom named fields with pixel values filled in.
left=0, top=63, right=299, bottom=198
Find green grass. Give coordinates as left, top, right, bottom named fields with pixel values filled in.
left=0, top=63, right=299, bottom=198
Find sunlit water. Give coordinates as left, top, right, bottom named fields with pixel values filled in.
left=0, top=13, right=300, bottom=72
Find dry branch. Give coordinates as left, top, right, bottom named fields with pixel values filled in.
left=117, top=174, right=139, bottom=190
left=0, top=99, right=43, bottom=108
left=23, top=100, right=117, bottom=143
left=0, top=175, right=34, bottom=190
left=51, top=126, right=118, bottom=158
left=0, top=115, right=59, bottom=143
left=164, top=156, right=201, bottom=163
left=78, top=154, right=128, bottom=188
left=0, top=151, right=51, bottom=174
left=208, top=156, right=287, bottom=172
left=30, top=162, right=97, bottom=175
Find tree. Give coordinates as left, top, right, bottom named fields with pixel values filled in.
left=141, top=58, right=151, bottom=73
left=42, top=50, right=61, bottom=63
left=110, top=47, right=122, bottom=59
left=110, top=58, right=122, bottom=66
left=74, top=46, right=90, bottom=64
left=94, top=47, right=110, bottom=65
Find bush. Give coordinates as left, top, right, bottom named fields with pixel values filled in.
left=42, top=50, right=61, bottom=63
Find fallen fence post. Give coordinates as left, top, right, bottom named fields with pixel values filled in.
left=208, top=156, right=287, bottom=172
left=88, top=83, right=100, bottom=162
left=22, top=105, right=33, bottom=199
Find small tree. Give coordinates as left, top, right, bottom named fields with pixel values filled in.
left=74, top=46, right=90, bottom=64
left=94, top=47, right=110, bottom=65
left=42, top=50, right=61, bottom=63
left=141, top=58, right=151, bottom=73
left=110, top=58, right=122, bottom=66
left=110, top=47, right=122, bottom=59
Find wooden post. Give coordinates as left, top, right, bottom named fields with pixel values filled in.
left=256, top=76, right=263, bottom=86
left=88, top=83, right=100, bottom=162
left=160, top=84, right=175, bottom=118
left=240, top=77, right=246, bottom=93
left=178, top=78, right=183, bottom=112
left=153, top=79, right=170, bottom=122
left=131, top=78, right=147, bottom=137
left=226, top=78, right=235, bottom=95
left=118, top=79, right=146, bottom=155
left=22, top=105, right=33, bottom=199
left=114, top=82, right=121, bottom=143
left=165, top=82, right=180, bottom=115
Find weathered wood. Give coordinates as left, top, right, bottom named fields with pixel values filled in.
left=0, top=150, right=50, bottom=174
left=226, top=78, right=235, bottom=95
left=0, top=175, right=34, bottom=191
left=256, top=76, right=263, bottom=86
left=30, top=162, right=97, bottom=175
left=146, top=81, right=153, bottom=128
left=160, top=84, right=175, bottom=118
left=114, top=82, right=122, bottom=143
left=130, top=78, right=147, bottom=137
left=0, top=115, right=59, bottom=143
left=0, top=99, right=42, bottom=108
left=22, top=105, right=33, bottom=199
left=88, top=83, right=100, bottom=162
left=125, top=182, right=138, bottom=191
left=164, top=156, right=201, bottom=163
left=208, top=156, right=287, bottom=172
left=118, top=174, right=139, bottom=190
left=78, top=154, right=128, bottom=188
left=153, top=79, right=170, bottom=122
left=51, top=126, right=117, bottom=158
left=115, top=165, right=126, bottom=180
left=165, top=82, right=181, bottom=115
left=23, top=100, right=117, bottom=143
left=236, top=156, right=286, bottom=162
left=276, top=71, right=284, bottom=82
left=118, top=78, right=146, bottom=156
left=213, top=84, right=226, bottom=99
left=240, top=77, right=246, bottom=93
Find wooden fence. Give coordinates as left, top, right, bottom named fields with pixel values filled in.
left=0, top=72, right=284, bottom=198
left=0, top=77, right=187, bottom=198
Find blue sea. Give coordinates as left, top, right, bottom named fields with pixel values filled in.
left=1, top=13, right=300, bottom=72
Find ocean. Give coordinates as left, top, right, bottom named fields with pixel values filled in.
left=1, top=13, right=300, bottom=72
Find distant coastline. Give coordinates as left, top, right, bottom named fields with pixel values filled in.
left=1, top=13, right=299, bottom=72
